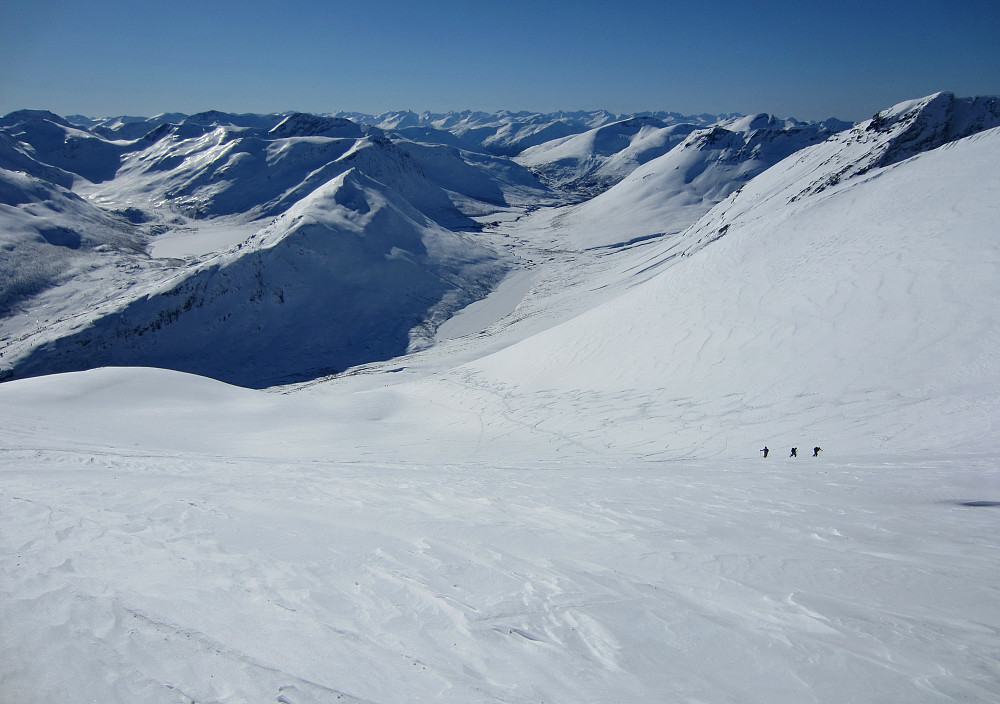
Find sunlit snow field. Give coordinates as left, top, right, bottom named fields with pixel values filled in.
left=2, top=434, right=998, bottom=702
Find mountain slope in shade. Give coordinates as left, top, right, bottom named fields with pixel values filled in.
left=8, top=169, right=504, bottom=387
left=0, top=167, right=141, bottom=317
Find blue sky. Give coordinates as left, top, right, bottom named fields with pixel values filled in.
left=1, top=0, right=997, bottom=122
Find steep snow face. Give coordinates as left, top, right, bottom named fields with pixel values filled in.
left=7, top=169, right=505, bottom=387
left=785, top=92, right=1000, bottom=201
left=534, top=115, right=847, bottom=249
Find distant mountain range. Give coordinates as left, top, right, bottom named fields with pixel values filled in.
left=1, top=94, right=998, bottom=389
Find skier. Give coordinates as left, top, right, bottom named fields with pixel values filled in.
left=790, top=447, right=798, bottom=457
left=761, top=446, right=769, bottom=458
left=813, top=446, right=822, bottom=457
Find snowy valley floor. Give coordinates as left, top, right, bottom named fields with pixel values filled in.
left=2, top=437, right=999, bottom=703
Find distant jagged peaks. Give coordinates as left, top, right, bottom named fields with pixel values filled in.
left=313, top=108, right=750, bottom=157
left=3, top=92, right=1000, bottom=389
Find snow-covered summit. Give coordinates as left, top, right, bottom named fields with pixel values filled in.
left=787, top=91, right=1000, bottom=200
left=267, top=113, right=368, bottom=139
left=8, top=167, right=504, bottom=387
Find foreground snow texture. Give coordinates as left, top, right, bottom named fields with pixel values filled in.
left=3, top=93, right=1000, bottom=701
left=3, top=427, right=998, bottom=703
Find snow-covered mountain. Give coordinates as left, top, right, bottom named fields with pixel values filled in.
left=0, top=109, right=553, bottom=384
left=2, top=92, right=1000, bottom=703
left=81, top=115, right=477, bottom=226
left=3, top=95, right=998, bottom=388
left=529, top=113, right=853, bottom=248
left=338, top=108, right=737, bottom=156
left=7, top=168, right=504, bottom=387
left=515, top=116, right=701, bottom=195
left=450, top=99, right=1000, bottom=458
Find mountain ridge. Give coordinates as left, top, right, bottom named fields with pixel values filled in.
left=1, top=92, right=997, bottom=400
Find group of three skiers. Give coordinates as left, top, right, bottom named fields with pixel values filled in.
left=759, top=446, right=820, bottom=458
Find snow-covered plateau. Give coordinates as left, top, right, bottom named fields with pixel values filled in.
left=1, top=92, right=999, bottom=703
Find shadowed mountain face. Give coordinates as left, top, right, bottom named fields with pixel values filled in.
left=8, top=170, right=504, bottom=388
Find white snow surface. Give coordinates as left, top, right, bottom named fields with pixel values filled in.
left=2, top=95, right=1000, bottom=702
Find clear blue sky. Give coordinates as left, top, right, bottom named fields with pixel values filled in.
left=1, top=0, right=998, bottom=122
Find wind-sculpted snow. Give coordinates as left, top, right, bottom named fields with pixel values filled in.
left=1, top=368, right=998, bottom=703
left=9, top=170, right=504, bottom=387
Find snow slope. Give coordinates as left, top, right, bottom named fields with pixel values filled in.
left=437, top=124, right=1000, bottom=460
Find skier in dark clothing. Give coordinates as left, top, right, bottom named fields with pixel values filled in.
left=790, top=447, right=798, bottom=457
left=761, top=446, right=769, bottom=458
left=813, top=447, right=822, bottom=457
